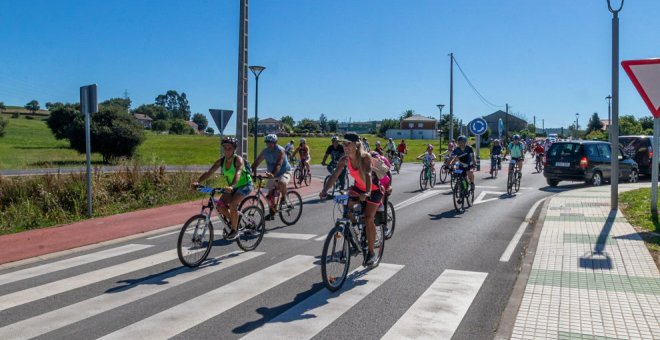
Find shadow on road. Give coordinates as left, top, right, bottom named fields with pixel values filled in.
left=428, top=209, right=463, bottom=220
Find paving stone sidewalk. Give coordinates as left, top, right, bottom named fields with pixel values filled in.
left=511, top=184, right=660, bottom=340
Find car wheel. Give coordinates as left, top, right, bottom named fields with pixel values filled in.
left=546, top=179, right=559, bottom=187
left=591, top=171, right=602, bottom=186
left=629, top=168, right=639, bottom=183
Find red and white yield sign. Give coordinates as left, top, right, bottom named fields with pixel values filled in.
left=622, top=58, right=660, bottom=118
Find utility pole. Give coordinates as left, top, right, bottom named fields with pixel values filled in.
left=608, top=0, right=623, bottom=210
left=533, top=116, right=536, bottom=132
left=606, top=94, right=612, bottom=144
left=235, top=0, right=249, bottom=159
left=449, top=53, right=454, bottom=142
left=542, top=119, right=545, bottom=134
left=505, top=103, right=509, bottom=145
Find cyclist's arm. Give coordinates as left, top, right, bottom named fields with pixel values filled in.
left=252, top=151, right=265, bottom=175
left=229, top=156, right=245, bottom=188
left=271, top=150, right=284, bottom=175
left=362, top=154, right=373, bottom=196
left=321, top=151, right=330, bottom=165
left=197, top=158, right=223, bottom=184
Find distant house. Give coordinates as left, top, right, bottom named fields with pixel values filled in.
left=257, top=118, right=284, bottom=133
left=601, top=119, right=610, bottom=131
left=337, top=121, right=380, bottom=134
left=133, top=114, right=153, bottom=129
left=386, top=115, right=438, bottom=140
left=186, top=120, right=199, bottom=133
left=483, top=110, right=528, bottom=137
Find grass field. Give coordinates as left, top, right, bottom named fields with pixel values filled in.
left=0, top=114, right=491, bottom=169
left=619, top=188, right=660, bottom=267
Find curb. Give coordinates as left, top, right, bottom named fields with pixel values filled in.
left=494, top=194, right=554, bottom=340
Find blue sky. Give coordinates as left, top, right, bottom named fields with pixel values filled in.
left=1, top=0, right=659, bottom=134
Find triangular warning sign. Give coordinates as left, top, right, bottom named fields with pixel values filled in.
left=622, top=59, right=660, bottom=118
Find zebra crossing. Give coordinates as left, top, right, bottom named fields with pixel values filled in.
left=0, top=242, right=489, bottom=339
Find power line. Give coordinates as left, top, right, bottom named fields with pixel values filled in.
left=452, top=57, right=505, bottom=111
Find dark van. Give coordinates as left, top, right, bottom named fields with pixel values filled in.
left=619, top=136, right=654, bottom=176
left=543, top=140, right=638, bottom=187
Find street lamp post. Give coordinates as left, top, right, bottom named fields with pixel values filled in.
left=606, top=95, right=612, bottom=143
left=437, top=104, right=445, bottom=154
left=249, top=65, right=266, bottom=163
left=575, top=113, right=580, bottom=139
left=608, top=0, right=624, bottom=210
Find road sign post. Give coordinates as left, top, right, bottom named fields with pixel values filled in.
left=469, top=118, right=488, bottom=171
left=622, top=58, right=660, bottom=217
left=80, top=84, right=98, bottom=218
left=210, top=109, right=234, bottom=157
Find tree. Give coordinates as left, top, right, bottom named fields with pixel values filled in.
left=132, top=104, right=172, bottom=121
left=281, top=115, right=295, bottom=127
left=296, top=119, right=320, bottom=133
left=378, top=119, right=399, bottom=136
left=155, top=90, right=191, bottom=120
left=248, top=117, right=256, bottom=134
left=151, top=120, right=170, bottom=132
left=0, top=116, right=7, bottom=137
left=619, top=115, right=642, bottom=135
left=585, top=130, right=607, bottom=141
left=328, top=119, right=339, bottom=133
left=0, top=102, right=5, bottom=113
left=319, top=113, right=328, bottom=133
left=45, top=102, right=65, bottom=110
left=205, top=127, right=215, bottom=135
left=639, top=116, right=653, bottom=131
left=527, top=123, right=536, bottom=134
left=192, top=113, right=208, bottom=131
left=169, top=119, right=194, bottom=135
left=438, top=113, right=460, bottom=140
left=399, top=109, right=415, bottom=121
left=100, top=97, right=131, bottom=112
left=587, top=112, right=604, bottom=133
left=46, top=103, right=81, bottom=140
left=25, top=100, right=40, bottom=115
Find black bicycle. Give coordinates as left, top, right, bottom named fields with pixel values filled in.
left=452, top=163, right=474, bottom=213
left=507, top=158, right=522, bottom=195
left=321, top=195, right=385, bottom=292
left=177, top=186, right=265, bottom=267
left=379, top=192, right=396, bottom=240
left=535, top=153, right=544, bottom=173
left=239, top=175, right=303, bottom=226
left=490, top=155, right=502, bottom=178
left=323, top=163, right=349, bottom=197
left=292, top=158, right=311, bottom=188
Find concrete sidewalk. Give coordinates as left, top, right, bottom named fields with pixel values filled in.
left=0, top=177, right=323, bottom=267
left=509, top=184, right=660, bottom=340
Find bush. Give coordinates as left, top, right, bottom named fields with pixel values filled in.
left=152, top=119, right=170, bottom=132
left=25, top=115, right=35, bottom=120
left=11, top=112, right=19, bottom=118
left=0, top=116, right=7, bottom=137
left=169, top=119, right=194, bottom=135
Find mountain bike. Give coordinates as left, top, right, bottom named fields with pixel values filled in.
left=490, top=155, right=502, bottom=178
left=419, top=159, right=436, bottom=190
left=321, top=195, right=385, bottom=292
left=390, top=152, right=402, bottom=174
left=239, top=175, right=303, bottom=226
left=293, top=158, right=311, bottom=188
left=177, top=186, right=265, bottom=267
left=323, top=163, right=349, bottom=197
left=535, top=153, right=544, bottom=173
left=438, top=156, right=451, bottom=183
left=507, top=158, right=522, bottom=195
left=452, top=164, right=474, bottom=213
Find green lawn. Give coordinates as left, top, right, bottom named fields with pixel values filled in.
left=619, top=188, right=660, bottom=262
left=0, top=115, right=492, bottom=169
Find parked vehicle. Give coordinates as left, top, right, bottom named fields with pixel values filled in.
left=543, top=141, right=638, bottom=187
left=619, top=135, right=656, bottom=177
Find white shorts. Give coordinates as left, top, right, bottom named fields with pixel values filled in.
left=266, top=172, right=291, bottom=189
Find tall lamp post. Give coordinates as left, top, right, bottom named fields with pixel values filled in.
left=606, top=95, right=612, bottom=142
left=437, top=104, right=445, bottom=154
left=608, top=0, right=624, bottom=210
left=249, top=65, right=266, bottom=163
left=575, top=112, right=580, bottom=139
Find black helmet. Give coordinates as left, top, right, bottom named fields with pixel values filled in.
left=221, top=136, right=237, bottom=147
left=457, top=135, right=467, bottom=142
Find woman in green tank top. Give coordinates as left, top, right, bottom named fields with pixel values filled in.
left=195, top=137, right=253, bottom=241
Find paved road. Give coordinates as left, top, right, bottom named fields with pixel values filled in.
left=0, top=158, right=579, bottom=339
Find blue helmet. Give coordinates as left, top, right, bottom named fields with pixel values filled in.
left=513, top=135, right=521, bottom=140
left=265, top=134, right=278, bottom=143
left=457, top=135, right=467, bottom=142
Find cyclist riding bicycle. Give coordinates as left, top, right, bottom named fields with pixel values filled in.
left=293, top=138, right=311, bottom=175
left=321, top=132, right=383, bottom=267
left=490, top=139, right=503, bottom=174
left=385, top=138, right=396, bottom=159
left=362, top=137, right=370, bottom=152
left=284, top=140, right=295, bottom=160
left=321, top=136, right=346, bottom=190
left=447, top=139, right=456, bottom=154
left=533, top=141, right=545, bottom=163
left=505, top=134, right=525, bottom=175
left=397, top=139, right=408, bottom=162
left=374, top=140, right=384, bottom=156
left=416, top=144, right=436, bottom=168
left=252, top=134, right=292, bottom=220
left=543, top=138, right=552, bottom=153
left=194, top=137, right=253, bottom=241
left=450, top=135, right=476, bottom=190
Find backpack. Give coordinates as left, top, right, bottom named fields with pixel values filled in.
left=370, top=152, right=391, bottom=180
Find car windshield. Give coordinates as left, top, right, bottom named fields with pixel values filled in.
left=547, top=143, right=582, bottom=160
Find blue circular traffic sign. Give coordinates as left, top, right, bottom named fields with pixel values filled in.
left=469, top=118, right=488, bottom=136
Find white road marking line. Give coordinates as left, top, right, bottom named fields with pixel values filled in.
left=146, top=218, right=221, bottom=240
left=0, top=244, right=153, bottom=286
left=472, top=191, right=509, bottom=205
left=241, top=263, right=403, bottom=340
left=394, top=190, right=443, bottom=210
left=314, top=235, right=328, bottom=241
left=382, top=269, right=488, bottom=340
left=0, top=249, right=185, bottom=312
left=98, top=255, right=316, bottom=340
left=263, top=232, right=317, bottom=240
left=499, top=197, right=546, bottom=262
left=0, top=251, right=263, bottom=339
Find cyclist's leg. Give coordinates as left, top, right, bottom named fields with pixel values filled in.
left=468, top=167, right=475, bottom=185
left=277, top=172, right=291, bottom=206
left=265, top=179, right=279, bottom=215
left=364, top=189, right=383, bottom=256
left=217, top=192, right=232, bottom=222
left=229, top=188, right=248, bottom=231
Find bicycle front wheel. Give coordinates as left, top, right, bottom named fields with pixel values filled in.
left=177, top=214, right=214, bottom=267
left=236, top=205, right=265, bottom=251
left=439, top=166, right=448, bottom=183
left=507, top=172, right=514, bottom=196
left=373, top=223, right=385, bottom=267
left=453, top=185, right=464, bottom=213
left=430, top=170, right=436, bottom=188
left=279, top=190, right=303, bottom=225
left=324, top=175, right=335, bottom=197
left=293, top=169, right=302, bottom=189
left=304, top=169, right=311, bottom=186
left=384, top=200, right=396, bottom=240
left=515, top=172, right=521, bottom=192
left=321, top=226, right=351, bottom=292
left=419, top=170, right=428, bottom=191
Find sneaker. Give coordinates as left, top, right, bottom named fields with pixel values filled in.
left=365, top=252, right=379, bottom=267
left=225, top=229, right=239, bottom=241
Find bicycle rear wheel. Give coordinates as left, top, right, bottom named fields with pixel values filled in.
left=384, top=200, right=396, bottom=240
left=429, top=169, right=436, bottom=188
left=453, top=185, right=464, bottom=213
left=238, top=195, right=265, bottom=214
left=236, top=206, right=265, bottom=251
left=321, top=226, right=351, bottom=292
left=279, top=190, right=303, bottom=225
left=293, top=169, right=302, bottom=189
left=177, top=214, right=214, bottom=267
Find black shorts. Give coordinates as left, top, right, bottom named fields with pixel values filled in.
left=349, top=186, right=384, bottom=206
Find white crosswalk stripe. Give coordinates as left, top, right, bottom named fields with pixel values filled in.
left=0, top=249, right=187, bottom=312
left=0, top=251, right=263, bottom=339
left=0, top=244, right=153, bottom=286
left=241, top=263, right=403, bottom=340
left=263, top=232, right=317, bottom=240
left=382, top=269, right=488, bottom=340
left=98, top=255, right=317, bottom=340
